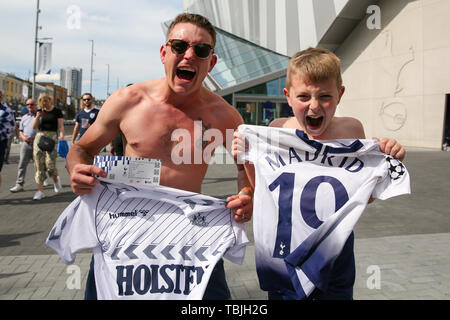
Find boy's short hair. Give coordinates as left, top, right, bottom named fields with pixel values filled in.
left=166, top=13, right=216, bottom=47
left=286, top=47, right=342, bottom=90
left=82, top=93, right=93, bottom=99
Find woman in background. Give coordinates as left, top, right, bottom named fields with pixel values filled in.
left=32, top=93, right=64, bottom=200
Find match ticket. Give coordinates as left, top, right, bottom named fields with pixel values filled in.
left=93, top=155, right=161, bottom=186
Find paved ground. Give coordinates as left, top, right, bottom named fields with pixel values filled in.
left=0, top=136, right=449, bottom=300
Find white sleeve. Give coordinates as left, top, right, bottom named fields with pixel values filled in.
left=45, top=195, right=99, bottom=264
left=223, top=220, right=249, bottom=265
left=372, top=157, right=411, bottom=200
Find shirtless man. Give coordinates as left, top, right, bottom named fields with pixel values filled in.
left=66, top=13, right=253, bottom=300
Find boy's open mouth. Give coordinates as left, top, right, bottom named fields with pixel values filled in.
left=176, top=67, right=196, bottom=81
left=306, top=116, right=323, bottom=128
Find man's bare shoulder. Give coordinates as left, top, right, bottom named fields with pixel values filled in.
left=203, top=89, right=243, bottom=128
left=103, top=79, right=164, bottom=112
left=113, top=80, right=161, bottom=102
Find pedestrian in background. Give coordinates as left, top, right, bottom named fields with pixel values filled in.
left=71, top=93, right=99, bottom=145
left=32, top=93, right=64, bottom=200
left=0, top=90, right=16, bottom=189
left=10, top=98, right=38, bottom=192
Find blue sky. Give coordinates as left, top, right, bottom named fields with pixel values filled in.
left=0, top=0, right=183, bottom=99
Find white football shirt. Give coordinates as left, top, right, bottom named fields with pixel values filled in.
left=46, top=182, right=248, bottom=300
left=237, top=124, right=410, bottom=299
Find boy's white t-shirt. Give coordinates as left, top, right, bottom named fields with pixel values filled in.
left=46, top=182, right=248, bottom=300
left=237, top=124, right=411, bottom=299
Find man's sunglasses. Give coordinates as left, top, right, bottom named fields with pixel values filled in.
left=166, top=39, right=213, bottom=59
left=83, top=98, right=91, bottom=101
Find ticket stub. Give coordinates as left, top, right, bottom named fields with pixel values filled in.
left=93, top=155, right=161, bottom=186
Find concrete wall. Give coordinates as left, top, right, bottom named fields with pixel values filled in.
left=184, top=0, right=349, bottom=56
left=336, top=0, right=450, bottom=148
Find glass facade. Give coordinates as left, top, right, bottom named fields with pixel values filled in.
left=208, top=28, right=291, bottom=125
left=235, top=100, right=293, bottom=126
left=237, top=76, right=285, bottom=97
left=211, top=28, right=290, bottom=90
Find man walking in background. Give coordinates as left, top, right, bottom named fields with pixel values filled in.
left=71, top=93, right=99, bottom=145
left=10, top=98, right=38, bottom=192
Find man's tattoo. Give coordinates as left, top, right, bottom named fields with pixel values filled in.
left=196, top=118, right=211, bottom=150
left=74, top=145, right=94, bottom=164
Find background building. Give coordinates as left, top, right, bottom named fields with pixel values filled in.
left=4, top=73, right=24, bottom=104
left=0, top=70, right=67, bottom=117
left=60, top=67, right=82, bottom=98
left=0, top=72, right=7, bottom=96
left=183, top=0, right=450, bottom=149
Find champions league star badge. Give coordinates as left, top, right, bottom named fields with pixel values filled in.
left=386, top=156, right=406, bottom=180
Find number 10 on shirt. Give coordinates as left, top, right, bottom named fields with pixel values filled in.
left=268, top=172, right=349, bottom=259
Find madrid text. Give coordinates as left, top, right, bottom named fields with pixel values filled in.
left=264, top=147, right=365, bottom=173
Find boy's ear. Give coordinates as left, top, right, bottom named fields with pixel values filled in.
left=338, top=86, right=345, bottom=103
left=283, top=88, right=293, bottom=107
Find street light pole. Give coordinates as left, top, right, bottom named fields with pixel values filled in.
left=32, top=0, right=40, bottom=100
left=89, top=39, right=94, bottom=94
left=106, top=64, right=110, bottom=98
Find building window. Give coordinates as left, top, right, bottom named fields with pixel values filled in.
left=236, top=76, right=286, bottom=97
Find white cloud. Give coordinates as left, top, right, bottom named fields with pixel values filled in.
left=0, top=0, right=183, bottom=99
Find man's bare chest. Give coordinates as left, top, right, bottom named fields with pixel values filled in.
left=121, top=108, right=222, bottom=161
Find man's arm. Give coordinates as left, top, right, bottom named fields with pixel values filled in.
left=71, top=122, right=80, bottom=144
left=66, top=89, right=128, bottom=194
left=18, top=119, right=29, bottom=143
left=19, top=130, right=28, bottom=143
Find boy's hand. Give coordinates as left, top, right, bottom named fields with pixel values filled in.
left=226, top=187, right=253, bottom=223
left=232, top=131, right=248, bottom=163
left=374, top=137, right=405, bottom=161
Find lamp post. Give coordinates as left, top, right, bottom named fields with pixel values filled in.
left=89, top=40, right=94, bottom=94
left=32, top=0, right=40, bottom=100
left=32, top=0, right=52, bottom=99
left=106, top=64, right=110, bottom=98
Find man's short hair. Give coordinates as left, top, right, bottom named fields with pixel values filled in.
left=166, top=13, right=216, bottom=47
left=82, top=93, right=93, bottom=99
left=286, top=47, right=343, bottom=90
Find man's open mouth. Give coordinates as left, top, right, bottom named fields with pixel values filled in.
left=306, top=116, right=323, bottom=128
left=176, top=67, right=196, bottom=81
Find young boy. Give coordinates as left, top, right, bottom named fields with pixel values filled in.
left=231, top=47, right=407, bottom=300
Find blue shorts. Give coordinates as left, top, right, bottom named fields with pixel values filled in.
left=84, top=256, right=231, bottom=300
